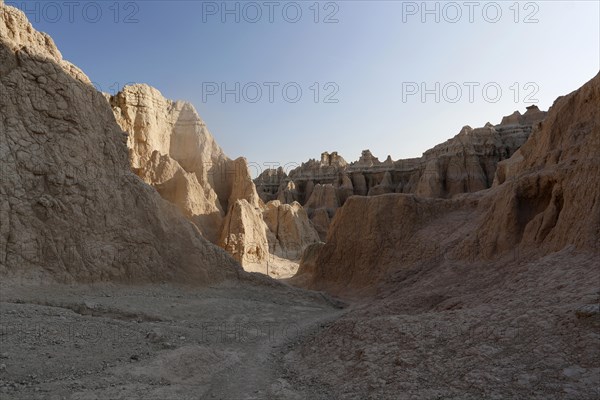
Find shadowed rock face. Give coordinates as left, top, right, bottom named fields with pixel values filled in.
left=0, top=3, right=241, bottom=283
left=256, top=108, right=547, bottom=237
left=289, top=77, right=599, bottom=399
left=294, top=74, right=599, bottom=293
left=463, top=73, right=600, bottom=257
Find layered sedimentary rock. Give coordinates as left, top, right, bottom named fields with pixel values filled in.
left=0, top=3, right=241, bottom=283
left=295, top=194, right=473, bottom=291
left=263, top=201, right=320, bottom=260
left=218, top=198, right=320, bottom=267
left=295, top=73, right=599, bottom=292
left=256, top=109, right=547, bottom=237
left=109, top=84, right=260, bottom=243
left=109, top=84, right=320, bottom=268
left=304, top=184, right=339, bottom=213
left=462, top=74, right=600, bottom=257
left=255, top=151, right=347, bottom=204
left=290, top=78, right=599, bottom=399
left=218, top=199, right=269, bottom=265
left=255, top=166, right=287, bottom=202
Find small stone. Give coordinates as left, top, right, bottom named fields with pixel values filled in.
left=575, top=304, right=600, bottom=318
left=563, top=366, right=585, bottom=378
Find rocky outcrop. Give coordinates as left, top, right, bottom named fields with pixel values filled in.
left=355, top=149, right=380, bottom=167
left=461, top=74, right=600, bottom=257
left=255, top=166, right=287, bottom=203
left=501, top=104, right=547, bottom=126
left=304, top=184, right=339, bottom=213
left=310, top=208, right=332, bottom=241
left=218, top=198, right=320, bottom=267
left=289, top=81, right=598, bottom=399
left=256, top=108, right=546, bottom=238
left=294, top=74, right=599, bottom=293
left=109, top=84, right=261, bottom=243
left=0, top=3, right=241, bottom=283
left=293, top=242, right=326, bottom=286
left=218, top=200, right=269, bottom=265
left=263, top=201, right=320, bottom=260
left=303, top=184, right=339, bottom=237
left=368, top=171, right=395, bottom=196
left=225, top=157, right=262, bottom=209
left=109, top=84, right=320, bottom=271
left=295, top=194, right=473, bottom=291
left=276, top=180, right=298, bottom=205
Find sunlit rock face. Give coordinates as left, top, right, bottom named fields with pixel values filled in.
left=109, top=83, right=320, bottom=269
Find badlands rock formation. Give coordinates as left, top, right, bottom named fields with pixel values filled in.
left=254, top=166, right=287, bottom=202
left=109, top=84, right=253, bottom=243
left=218, top=199, right=269, bottom=265
left=263, top=200, right=321, bottom=260
left=0, top=3, right=241, bottom=283
left=289, top=74, right=599, bottom=400
left=256, top=108, right=546, bottom=236
left=109, top=78, right=319, bottom=269
left=465, top=75, right=600, bottom=257
left=296, top=73, right=599, bottom=292
left=1, top=3, right=598, bottom=397
left=217, top=198, right=321, bottom=273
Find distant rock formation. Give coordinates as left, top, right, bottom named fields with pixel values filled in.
left=218, top=199, right=269, bottom=266
left=320, top=151, right=347, bottom=168
left=294, top=73, right=599, bottom=292
left=0, top=3, right=241, bottom=283
left=263, top=200, right=321, bottom=260
left=255, top=108, right=547, bottom=237
left=255, top=166, right=287, bottom=203
left=219, top=199, right=320, bottom=267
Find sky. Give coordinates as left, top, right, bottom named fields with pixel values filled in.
left=10, top=0, right=600, bottom=173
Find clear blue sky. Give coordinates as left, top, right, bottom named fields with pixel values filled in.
left=11, top=0, right=600, bottom=171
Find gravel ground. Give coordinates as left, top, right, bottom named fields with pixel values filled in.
left=0, top=279, right=345, bottom=399
left=287, top=249, right=600, bottom=399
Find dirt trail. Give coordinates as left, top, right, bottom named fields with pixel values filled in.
left=204, top=308, right=340, bottom=399
left=0, top=280, right=345, bottom=399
